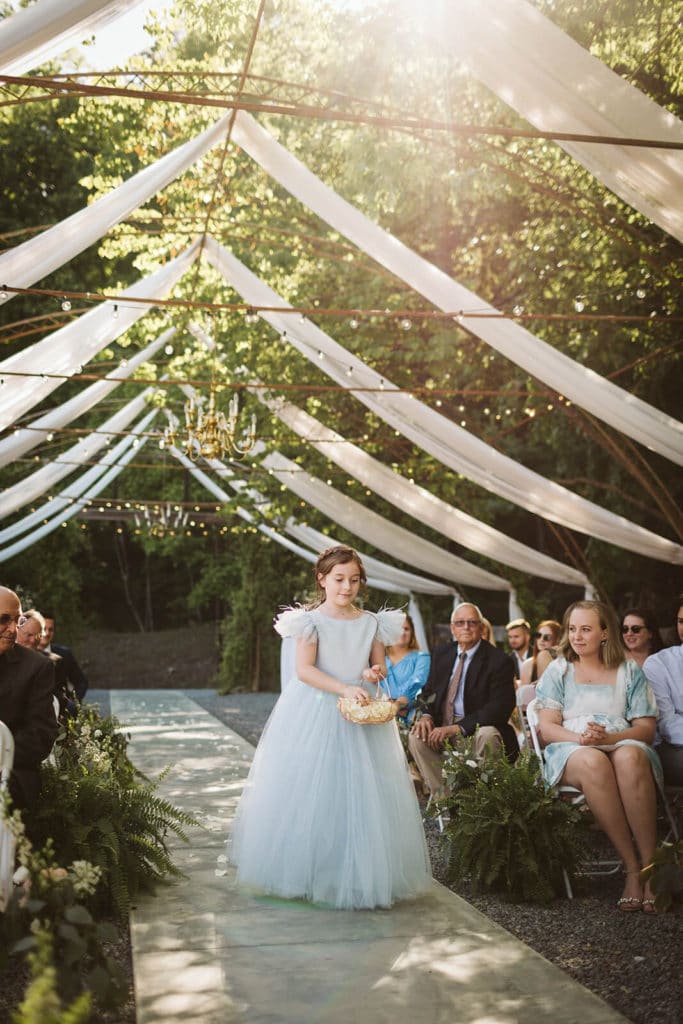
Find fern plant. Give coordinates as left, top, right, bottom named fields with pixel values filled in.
left=30, top=707, right=198, bottom=918
left=438, top=737, right=587, bottom=903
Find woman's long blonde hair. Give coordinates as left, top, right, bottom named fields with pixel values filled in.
left=558, top=600, right=624, bottom=668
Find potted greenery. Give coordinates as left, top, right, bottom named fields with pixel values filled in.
left=435, top=735, right=587, bottom=903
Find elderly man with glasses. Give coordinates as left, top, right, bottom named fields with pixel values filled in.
left=0, top=587, right=58, bottom=812
left=409, top=603, right=517, bottom=797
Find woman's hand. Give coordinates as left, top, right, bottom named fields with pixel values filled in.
left=342, top=684, right=370, bottom=704
left=362, top=664, right=386, bottom=685
left=579, top=721, right=608, bottom=746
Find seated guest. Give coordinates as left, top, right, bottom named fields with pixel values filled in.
left=519, top=619, right=562, bottom=700
left=409, top=603, right=517, bottom=796
left=536, top=599, right=660, bottom=913
left=643, top=594, right=683, bottom=786
left=39, top=611, right=88, bottom=701
left=480, top=617, right=497, bottom=647
left=0, top=587, right=58, bottom=811
left=621, top=607, right=663, bottom=668
left=505, top=617, right=531, bottom=679
left=17, top=609, right=70, bottom=713
left=384, top=614, right=430, bottom=719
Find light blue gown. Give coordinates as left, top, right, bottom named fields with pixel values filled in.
left=229, top=607, right=431, bottom=910
left=535, top=657, right=662, bottom=788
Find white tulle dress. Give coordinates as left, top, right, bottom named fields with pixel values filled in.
left=228, top=607, right=431, bottom=910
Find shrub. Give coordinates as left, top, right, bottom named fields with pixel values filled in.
left=29, top=705, right=198, bottom=918
left=437, top=736, right=587, bottom=903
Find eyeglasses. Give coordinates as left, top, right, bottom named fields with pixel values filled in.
left=0, top=613, right=20, bottom=627
left=452, top=619, right=481, bottom=629
left=535, top=632, right=554, bottom=641
left=622, top=625, right=643, bottom=634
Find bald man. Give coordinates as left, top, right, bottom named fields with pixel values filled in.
left=0, top=586, right=58, bottom=811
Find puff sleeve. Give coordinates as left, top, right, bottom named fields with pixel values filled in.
left=374, top=608, right=406, bottom=647
left=273, top=606, right=318, bottom=644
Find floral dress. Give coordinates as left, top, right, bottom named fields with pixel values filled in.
left=535, top=657, right=662, bottom=788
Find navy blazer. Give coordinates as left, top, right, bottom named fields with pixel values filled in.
left=419, top=640, right=518, bottom=761
left=0, top=644, right=58, bottom=809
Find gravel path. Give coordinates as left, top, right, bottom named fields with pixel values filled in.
left=89, top=690, right=683, bottom=1024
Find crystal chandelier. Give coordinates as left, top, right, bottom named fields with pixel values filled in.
left=164, top=381, right=257, bottom=462
left=134, top=502, right=189, bottom=538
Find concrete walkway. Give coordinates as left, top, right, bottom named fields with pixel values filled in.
left=110, top=690, right=627, bottom=1024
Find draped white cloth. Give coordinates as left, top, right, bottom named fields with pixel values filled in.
left=260, top=449, right=510, bottom=591
left=0, top=118, right=229, bottom=306
left=229, top=114, right=683, bottom=467
left=0, top=241, right=198, bottom=433
left=0, top=387, right=154, bottom=519
left=0, top=408, right=156, bottom=563
left=167, top=445, right=456, bottom=598
left=0, top=329, right=174, bottom=468
left=444, top=0, right=683, bottom=244
left=283, top=521, right=457, bottom=599
left=256, top=389, right=588, bottom=587
left=0, top=0, right=143, bottom=75
left=0, top=407, right=156, bottom=545
left=203, top=236, right=683, bottom=565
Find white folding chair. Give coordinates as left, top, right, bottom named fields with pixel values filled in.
left=0, top=720, right=16, bottom=912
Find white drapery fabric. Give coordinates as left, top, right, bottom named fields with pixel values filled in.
left=203, top=236, right=683, bottom=565
left=0, top=0, right=143, bottom=75
left=283, top=521, right=456, bottom=599
left=0, top=409, right=156, bottom=563
left=256, top=389, right=588, bottom=587
left=260, top=449, right=511, bottom=591
left=0, top=118, right=229, bottom=306
left=168, top=445, right=455, bottom=598
left=0, top=329, right=174, bottom=468
left=0, top=407, right=156, bottom=545
left=0, top=387, right=154, bottom=519
left=443, top=0, right=683, bottom=244
left=0, top=241, right=198, bottom=433
left=229, top=113, right=683, bottom=466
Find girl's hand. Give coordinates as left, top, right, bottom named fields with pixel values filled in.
left=342, top=684, right=370, bottom=704
left=362, top=664, right=386, bottom=684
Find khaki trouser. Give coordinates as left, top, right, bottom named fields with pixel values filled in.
left=408, top=725, right=503, bottom=797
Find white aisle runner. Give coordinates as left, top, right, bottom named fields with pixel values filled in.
left=110, top=690, right=626, bottom=1024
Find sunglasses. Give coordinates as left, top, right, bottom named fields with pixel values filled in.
left=452, top=619, right=480, bottom=629
left=535, top=632, right=554, bottom=641
left=621, top=625, right=643, bottom=634
left=0, top=613, right=20, bottom=627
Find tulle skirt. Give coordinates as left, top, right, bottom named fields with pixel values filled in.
left=228, top=679, right=431, bottom=909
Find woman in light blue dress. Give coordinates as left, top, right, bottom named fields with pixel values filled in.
left=384, top=614, right=430, bottom=721
left=229, top=545, right=431, bottom=910
left=536, top=600, right=660, bottom=913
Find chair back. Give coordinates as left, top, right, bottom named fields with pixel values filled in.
left=525, top=699, right=544, bottom=761
left=0, top=720, right=16, bottom=912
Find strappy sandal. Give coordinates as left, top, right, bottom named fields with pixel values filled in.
left=642, top=898, right=657, bottom=914
left=617, top=870, right=642, bottom=913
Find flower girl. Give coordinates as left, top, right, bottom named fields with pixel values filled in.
left=229, top=545, right=431, bottom=909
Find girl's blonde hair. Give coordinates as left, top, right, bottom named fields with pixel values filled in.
left=558, top=600, right=624, bottom=668
left=312, top=545, right=366, bottom=606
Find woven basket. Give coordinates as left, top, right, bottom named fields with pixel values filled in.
left=337, top=681, right=398, bottom=725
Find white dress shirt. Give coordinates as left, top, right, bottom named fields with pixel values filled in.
left=644, top=645, right=683, bottom=745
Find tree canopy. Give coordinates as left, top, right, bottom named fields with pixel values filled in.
left=0, top=0, right=681, bottom=657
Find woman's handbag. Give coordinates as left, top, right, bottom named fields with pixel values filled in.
left=337, top=679, right=398, bottom=724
